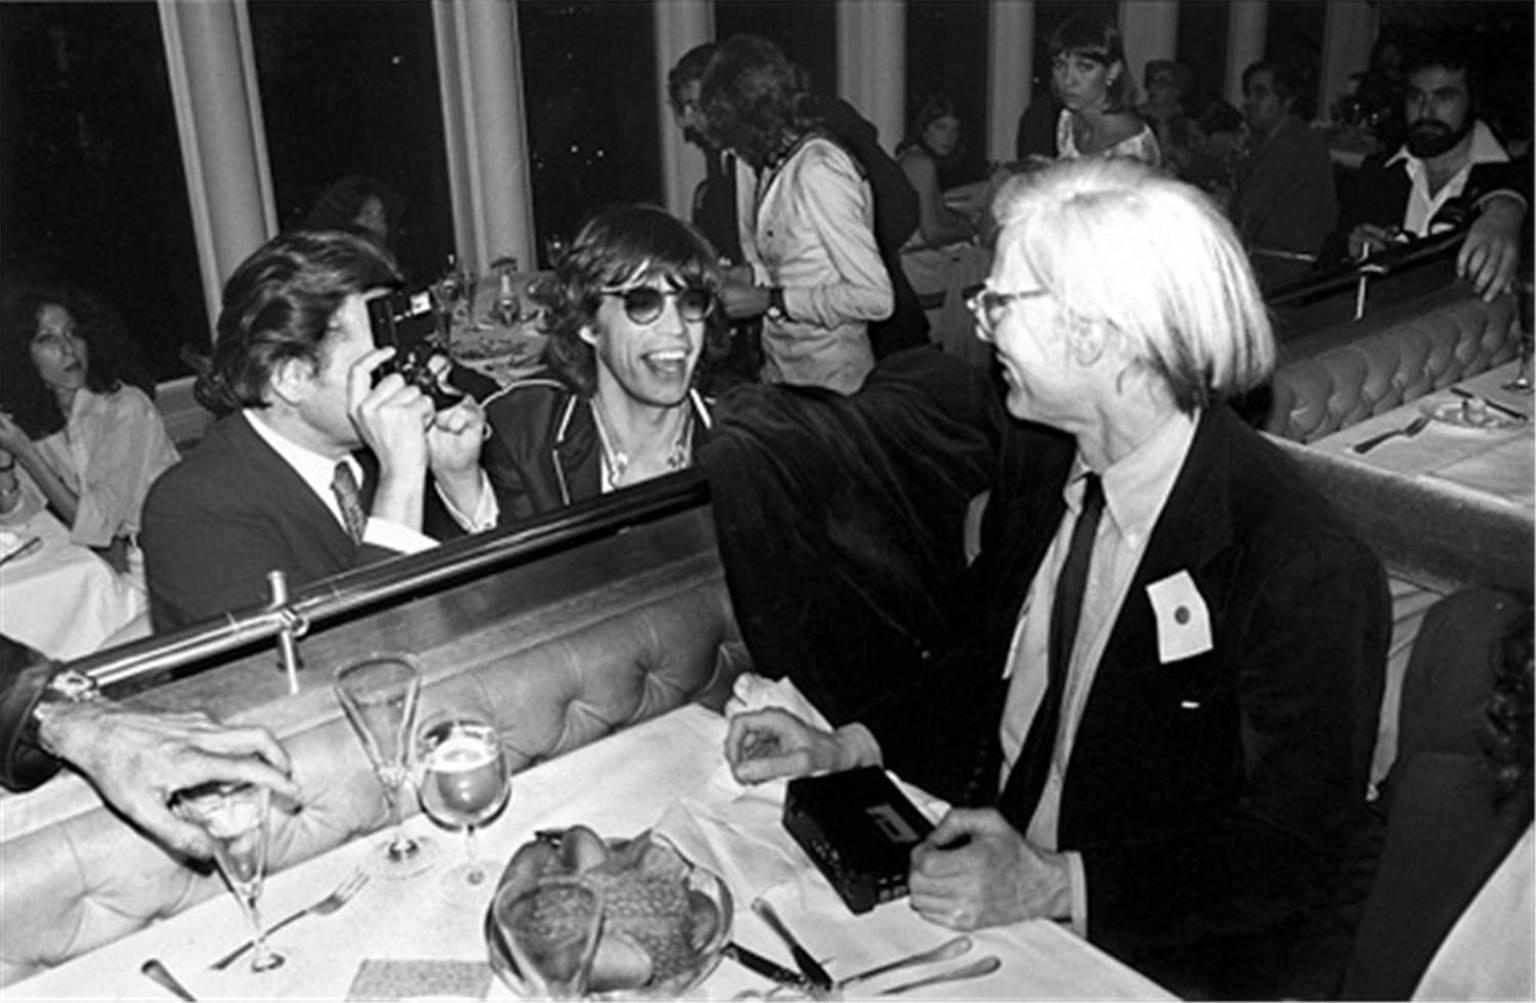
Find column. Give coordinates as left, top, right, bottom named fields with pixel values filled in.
left=1118, top=0, right=1178, bottom=101
left=433, top=0, right=535, bottom=274
left=986, top=0, right=1035, bottom=164
left=1320, top=0, right=1378, bottom=122
left=837, top=0, right=905, bottom=151
left=157, top=0, right=273, bottom=329
left=1225, top=1, right=1268, bottom=107
left=655, top=0, right=713, bottom=220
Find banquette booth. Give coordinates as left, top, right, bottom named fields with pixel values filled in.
left=0, top=233, right=1529, bottom=994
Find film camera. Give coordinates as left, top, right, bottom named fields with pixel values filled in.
left=365, top=286, right=465, bottom=410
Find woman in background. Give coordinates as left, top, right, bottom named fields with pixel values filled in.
left=897, top=96, right=982, bottom=250
left=0, top=285, right=178, bottom=571
left=1049, top=14, right=1161, bottom=166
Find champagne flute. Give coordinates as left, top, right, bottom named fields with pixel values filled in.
left=416, top=706, right=510, bottom=892
left=1503, top=277, right=1533, bottom=394
left=335, top=654, right=436, bottom=879
left=173, top=781, right=284, bottom=972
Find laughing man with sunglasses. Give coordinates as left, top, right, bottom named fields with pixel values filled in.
left=480, top=206, right=726, bottom=523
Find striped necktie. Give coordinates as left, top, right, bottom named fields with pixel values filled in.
left=331, top=461, right=367, bottom=545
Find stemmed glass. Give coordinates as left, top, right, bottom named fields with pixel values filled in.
left=1503, top=278, right=1533, bottom=395
left=416, top=703, right=510, bottom=893
left=173, top=781, right=284, bottom=972
left=434, top=253, right=477, bottom=335
left=335, top=654, right=436, bottom=879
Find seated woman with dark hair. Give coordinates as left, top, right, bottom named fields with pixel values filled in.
left=897, top=96, right=983, bottom=250
left=1048, top=14, right=1160, bottom=166
left=0, top=285, right=178, bottom=572
left=479, top=205, right=728, bottom=523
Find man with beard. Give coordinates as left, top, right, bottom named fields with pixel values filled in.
left=1338, top=40, right=1528, bottom=300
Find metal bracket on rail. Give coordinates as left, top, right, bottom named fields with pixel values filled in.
left=1353, top=258, right=1390, bottom=322
left=266, top=570, right=310, bottom=694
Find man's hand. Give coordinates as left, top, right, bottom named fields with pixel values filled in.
left=1348, top=223, right=1403, bottom=261
left=39, top=701, right=299, bottom=859
left=908, top=808, right=1071, bottom=929
left=718, top=272, right=771, bottom=320
left=722, top=708, right=878, bottom=784
left=1458, top=195, right=1525, bottom=301
left=348, top=347, right=433, bottom=530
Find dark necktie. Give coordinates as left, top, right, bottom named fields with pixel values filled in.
left=1000, top=473, right=1106, bottom=821
left=331, top=461, right=367, bottom=545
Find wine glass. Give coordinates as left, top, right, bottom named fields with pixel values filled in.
left=416, top=705, right=510, bottom=892
left=173, top=781, right=284, bottom=972
left=493, top=877, right=604, bottom=999
left=334, top=654, right=436, bottom=879
left=1503, top=277, right=1533, bottom=394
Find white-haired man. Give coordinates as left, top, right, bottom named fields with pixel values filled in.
left=724, top=159, right=1389, bottom=999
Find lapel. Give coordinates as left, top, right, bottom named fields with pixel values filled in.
left=226, top=413, right=359, bottom=560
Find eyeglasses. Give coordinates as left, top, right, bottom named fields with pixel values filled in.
left=964, top=284, right=1050, bottom=334
left=601, top=285, right=716, bottom=325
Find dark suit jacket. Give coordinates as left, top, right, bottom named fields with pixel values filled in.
left=865, top=407, right=1390, bottom=999
left=141, top=413, right=398, bottom=632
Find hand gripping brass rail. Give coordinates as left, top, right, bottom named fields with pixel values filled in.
left=67, top=472, right=712, bottom=692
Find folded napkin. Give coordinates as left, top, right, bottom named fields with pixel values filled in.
left=655, top=674, right=949, bottom=915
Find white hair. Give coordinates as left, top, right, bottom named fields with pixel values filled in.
left=991, top=158, right=1275, bottom=410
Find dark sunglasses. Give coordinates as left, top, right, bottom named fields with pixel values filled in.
left=601, top=285, right=715, bottom=325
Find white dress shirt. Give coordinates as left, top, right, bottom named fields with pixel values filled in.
left=1388, top=120, right=1518, bottom=236
left=997, top=409, right=1199, bottom=931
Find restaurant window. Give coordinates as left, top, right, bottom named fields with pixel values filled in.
left=714, top=1, right=836, bottom=99
left=248, top=0, right=453, bottom=284
left=0, top=2, right=205, bottom=383
left=519, top=1, right=661, bottom=262
left=905, top=0, right=990, bottom=184
left=1176, top=1, right=1230, bottom=110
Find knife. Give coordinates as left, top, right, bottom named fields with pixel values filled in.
left=752, top=898, right=834, bottom=992
left=1450, top=385, right=1530, bottom=423
left=723, top=942, right=811, bottom=991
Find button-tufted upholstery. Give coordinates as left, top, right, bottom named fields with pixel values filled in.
left=0, top=514, right=745, bottom=986
left=1265, top=285, right=1519, bottom=442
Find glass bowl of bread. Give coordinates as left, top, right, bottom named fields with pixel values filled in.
left=486, top=825, right=732, bottom=998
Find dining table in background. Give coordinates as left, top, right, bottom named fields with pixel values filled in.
left=11, top=703, right=1174, bottom=1001
left=0, top=484, right=148, bottom=662
left=448, top=269, right=550, bottom=388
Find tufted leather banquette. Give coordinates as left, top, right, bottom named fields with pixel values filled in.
left=0, top=503, right=745, bottom=986
left=1264, top=283, right=1519, bottom=443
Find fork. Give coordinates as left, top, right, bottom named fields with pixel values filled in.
left=209, top=867, right=369, bottom=970
left=1351, top=414, right=1430, bottom=454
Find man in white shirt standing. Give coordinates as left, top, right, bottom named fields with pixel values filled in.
left=1341, top=38, right=1528, bottom=300
left=142, top=229, right=496, bottom=631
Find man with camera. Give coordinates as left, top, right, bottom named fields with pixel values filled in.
left=142, top=229, right=497, bottom=632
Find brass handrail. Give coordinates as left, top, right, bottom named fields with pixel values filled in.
left=1264, top=227, right=1468, bottom=309
left=71, top=472, right=712, bottom=690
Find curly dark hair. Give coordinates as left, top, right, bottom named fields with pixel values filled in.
left=699, top=34, right=821, bottom=169
left=533, top=204, right=726, bottom=398
left=1483, top=606, right=1534, bottom=803
left=197, top=229, right=402, bottom=416
left=0, top=285, right=153, bottom=439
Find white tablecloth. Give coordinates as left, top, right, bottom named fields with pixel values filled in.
left=11, top=705, right=1173, bottom=1001
left=1309, top=362, right=1535, bottom=513
left=0, top=492, right=147, bottom=661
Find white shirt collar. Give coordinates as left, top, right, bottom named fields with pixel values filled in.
left=243, top=409, right=362, bottom=525
left=1074, top=408, right=1200, bottom=550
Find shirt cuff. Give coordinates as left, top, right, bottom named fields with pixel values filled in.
left=436, top=471, right=499, bottom=532
left=835, top=722, right=884, bottom=770
left=1065, top=850, right=1088, bottom=936
left=1473, top=188, right=1528, bottom=213
left=362, top=518, right=436, bottom=555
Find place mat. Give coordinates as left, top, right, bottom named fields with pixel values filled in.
left=1424, top=433, right=1536, bottom=509
left=346, top=958, right=492, bottom=1000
